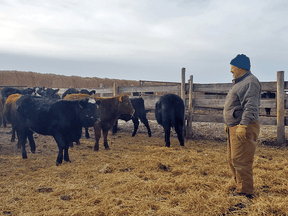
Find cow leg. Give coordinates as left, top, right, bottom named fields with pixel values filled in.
left=53, top=132, right=66, bottom=166
left=27, top=129, right=36, bottom=153
left=11, top=127, right=16, bottom=143
left=140, top=117, right=151, bottom=137
left=93, top=125, right=101, bottom=151
left=56, top=146, right=64, bottom=166
left=63, top=143, right=71, bottom=163
left=164, top=126, right=171, bottom=147
left=17, top=128, right=28, bottom=159
left=265, top=108, right=271, bottom=115
left=103, top=130, right=110, bottom=150
left=175, top=123, right=184, bottom=146
left=132, top=117, right=139, bottom=137
left=3, top=117, right=7, bottom=128
left=112, top=120, right=118, bottom=135
left=85, top=127, right=90, bottom=139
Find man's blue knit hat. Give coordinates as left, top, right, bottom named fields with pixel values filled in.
left=230, top=54, right=250, bottom=70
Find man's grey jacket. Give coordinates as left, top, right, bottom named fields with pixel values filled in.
left=223, top=71, right=261, bottom=127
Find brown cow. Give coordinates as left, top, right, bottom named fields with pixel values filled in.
left=63, top=93, right=135, bottom=151
left=3, top=93, right=22, bottom=145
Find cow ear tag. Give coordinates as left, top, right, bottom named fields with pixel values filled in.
left=119, top=96, right=123, bottom=102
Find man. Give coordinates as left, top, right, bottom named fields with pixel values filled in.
left=223, top=54, right=261, bottom=199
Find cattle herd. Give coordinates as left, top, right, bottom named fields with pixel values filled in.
left=0, top=86, right=185, bottom=166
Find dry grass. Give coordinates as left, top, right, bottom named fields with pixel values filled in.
left=0, top=122, right=288, bottom=216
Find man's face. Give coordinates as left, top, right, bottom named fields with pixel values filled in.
left=230, top=65, right=245, bottom=79
left=230, top=65, right=238, bottom=75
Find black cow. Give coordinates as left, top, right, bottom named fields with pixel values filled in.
left=36, top=87, right=61, bottom=99
left=112, top=97, right=151, bottom=137
left=80, top=89, right=96, bottom=95
left=261, top=91, right=276, bottom=115
left=155, top=94, right=184, bottom=147
left=61, top=88, right=95, bottom=99
left=1, top=87, right=36, bottom=127
left=1, top=87, right=35, bottom=104
left=15, top=95, right=101, bottom=165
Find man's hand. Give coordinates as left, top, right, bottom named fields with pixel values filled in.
left=236, top=124, right=247, bottom=141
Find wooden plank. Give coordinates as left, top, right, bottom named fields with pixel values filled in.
left=185, top=98, right=278, bottom=109
left=119, top=85, right=181, bottom=94
left=58, top=87, right=114, bottom=95
left=191, top=114, right=280, bottom=126
left=192, top=99, right=226, bottom=109
left=130, top=95, right=161, bottom=110
left=259, top=116, right=277, bottom=125
left=186, top=81, right=280, bottom=93
left=192, top=114, right=225, bottom=123
left=191, top=83, right=233, bottom=93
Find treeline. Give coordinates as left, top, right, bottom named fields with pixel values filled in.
left=0, top=70, right=140, bottom=89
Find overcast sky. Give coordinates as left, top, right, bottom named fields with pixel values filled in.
left=0, top=0, right=287, bottom=84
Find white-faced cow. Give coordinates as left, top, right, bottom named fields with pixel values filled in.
left=155, top=94, right=185, bottom=147
left=15, top=95, right=101, bottom=166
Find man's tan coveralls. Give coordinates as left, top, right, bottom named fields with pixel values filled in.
left=223, top=71, right=261, bottom=195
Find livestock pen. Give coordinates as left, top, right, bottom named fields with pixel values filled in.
left=1, top=69, right=288, bottom=215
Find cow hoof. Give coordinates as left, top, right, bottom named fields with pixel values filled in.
left=56, top=162, right=61, bottom=166
left=94, top=148, right=99, bottom=151
left=105, top=147, right=110, bottom=151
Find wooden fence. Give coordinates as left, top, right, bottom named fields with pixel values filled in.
left=50, top=69, right=288, bottom=146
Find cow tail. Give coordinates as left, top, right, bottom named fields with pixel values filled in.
left=171, top=108, right=176, bottom=128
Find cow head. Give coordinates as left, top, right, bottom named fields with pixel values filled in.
left=118, top=95, right=135, bottom=116
left=78, top=98, right=101, bottom=127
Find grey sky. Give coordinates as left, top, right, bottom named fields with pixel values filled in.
left=0, top=0, right=287, bottom=83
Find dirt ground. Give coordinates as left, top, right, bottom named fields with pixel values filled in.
left=1, top=120, right=288, bottom=215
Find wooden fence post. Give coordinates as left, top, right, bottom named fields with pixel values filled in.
left=181, top=68, right=185, bottom=100
left=181, top=68, right=186, bottom=137
left=113, top=82, right=119, bottom=96
left=100, top=83, right=104, bottom=97
left=277, top=71, right=285, bottom=145
left=186, top=75, right=193, bottom=138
